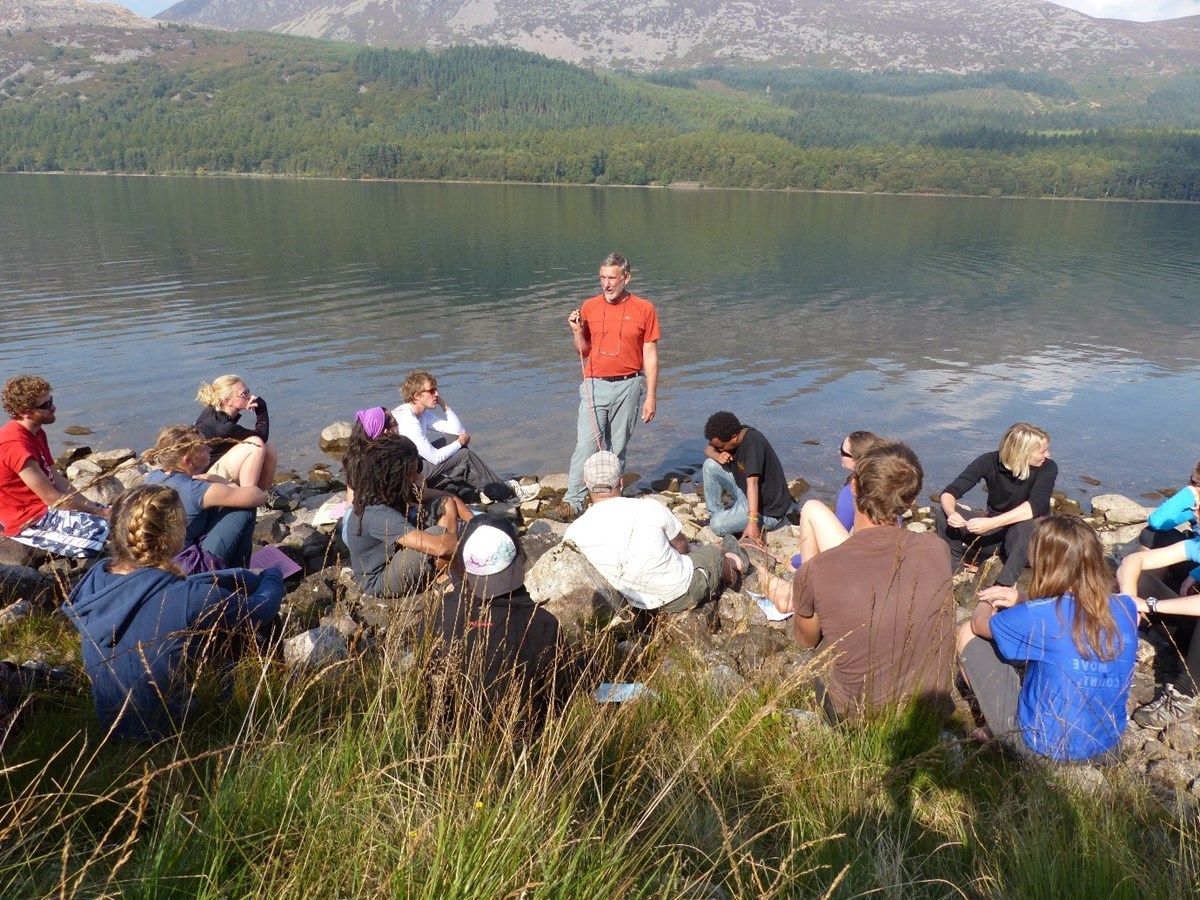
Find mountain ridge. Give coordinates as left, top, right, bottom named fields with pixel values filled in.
left=153, top=0, right=1200, bottom=76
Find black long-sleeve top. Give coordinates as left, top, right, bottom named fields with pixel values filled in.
left=195, top=398, right=269, bottom=465
left=941, top=451, right=1058, bottom=518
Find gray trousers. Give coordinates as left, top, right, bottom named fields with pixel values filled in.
left=564, top=375, right=645, bottom=509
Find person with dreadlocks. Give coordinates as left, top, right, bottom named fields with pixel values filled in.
left=343, top=433, right=461, bottom=597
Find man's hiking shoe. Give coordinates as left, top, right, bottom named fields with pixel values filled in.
left=1133, top=683, right=1197, bottom=728
left=545, top=502, right=580, bottom=523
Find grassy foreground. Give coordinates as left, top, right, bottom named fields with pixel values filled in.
left=1, top=608, right=1197, bottom=899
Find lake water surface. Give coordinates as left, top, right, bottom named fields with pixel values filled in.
left=3, top=174, right=1199, bottom=502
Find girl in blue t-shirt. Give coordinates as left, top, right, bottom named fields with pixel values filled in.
left=958, top=515, right=1138, bottom=762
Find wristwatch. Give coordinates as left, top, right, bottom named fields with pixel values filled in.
left=1147, top=597, right=1159, bottom=615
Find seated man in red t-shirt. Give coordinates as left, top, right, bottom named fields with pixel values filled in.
left=0, top=375, right=109, bottom=558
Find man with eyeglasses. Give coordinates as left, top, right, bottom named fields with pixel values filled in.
left=0, top=375, right=109, bottom=558
left=393, top=369, right=537, bottom=505
left=551, top=252, right=660, bottom=522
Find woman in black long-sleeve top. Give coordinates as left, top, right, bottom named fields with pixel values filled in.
left=194, top=374, right=277, bottom=490
left=934, top=422, right=1056, bottom=587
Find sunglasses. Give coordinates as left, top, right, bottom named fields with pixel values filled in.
left=839, top=446, right=854, bottom=459
left=33, top=397, right=54, bottom=410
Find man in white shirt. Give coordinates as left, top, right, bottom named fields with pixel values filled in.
left=564, top=451, right=746, bottom=613
left=393, top=370, right=536, bottom=504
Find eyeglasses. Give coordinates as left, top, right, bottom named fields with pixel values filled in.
left=839, top=447, right=854, bottom=459
left=419, top=386, right=438, bottom=395
left=33, top=397, right=54, bottom=410
left=234, top=390, right=252, bottom=399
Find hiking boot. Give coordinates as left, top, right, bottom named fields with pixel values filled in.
left=545, top=502, right=580, bottom=523
left=1133, top=683, right=1197, bottom=728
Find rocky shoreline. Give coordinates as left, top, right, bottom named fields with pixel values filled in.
left=3, top=432, right=1200, bottom=804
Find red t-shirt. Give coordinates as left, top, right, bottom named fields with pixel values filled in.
left=0, top=420, right=54, bottom=534
left=579, top=292, right=660, bottom=378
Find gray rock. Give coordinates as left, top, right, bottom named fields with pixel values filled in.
left=0, top=599, right=32, bottom=626
left=539, top=473, right=569, bottom=492
left=1147, top=757, right=1196, bottom=789
left=706, top=663, right=745, bottom=695
left=66, top=458, right=104, bottom=484
left=906, top=521, right=930, bottom=534
left=255, top=509, right=286, bottom=544
left=114, top=462, right=150, bottom=490
left=281, top=523, right=317, bottom=548
left=81, top=475, right=124, bottom=506
left=1161, top=722, right=1199, bottom=753
left=319, top=602, right=361, bottom=640
left=524, top=541, right=623, bottom=641
left=88, top=448, right=136, bottom=471
left=299, top=490, right=341, bottom=512
left=283, top=626, right=349, bottom=669
left=285, top=508, right=317, bottom=529
left=319, top=422, right=353, bottom=451
left=1098, top=523, right=1145, bottom=555
left=0, top=539, right=43, bottom=568
left=1091, top=494, right=1152, bottom=526
left=267, top=482, right=302, bottom=511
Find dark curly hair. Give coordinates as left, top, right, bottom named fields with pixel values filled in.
left=704, top=411, right=742, bottom=442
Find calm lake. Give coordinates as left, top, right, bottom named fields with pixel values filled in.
left=3, top=173, right=1199, bottom=502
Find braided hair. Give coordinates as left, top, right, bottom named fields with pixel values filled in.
left=110, top=484, right=186, bottom=574
left=143, top=424, right=207, bottom=473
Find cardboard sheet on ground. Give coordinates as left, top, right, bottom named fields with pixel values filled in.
left=312, top=495, right=347, bottom=526
left=593, top=683, right=657, bottom=703
left=747, top=589, right=793, bottom=621
left=250, top=545, right=303, bottom=578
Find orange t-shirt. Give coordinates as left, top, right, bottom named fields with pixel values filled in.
left=579, top=292, right=660, bottom=378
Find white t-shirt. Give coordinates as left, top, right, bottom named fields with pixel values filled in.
left=564, top=497, right=694, bottom=609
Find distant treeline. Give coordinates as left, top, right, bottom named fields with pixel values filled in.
left=0, top=32, right=1198, bottom=201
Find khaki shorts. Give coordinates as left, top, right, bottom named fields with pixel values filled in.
left=208, top=442, right=259, bottom=482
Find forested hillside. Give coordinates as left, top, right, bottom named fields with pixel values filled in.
left=1, top=26, right=1198, bottom=200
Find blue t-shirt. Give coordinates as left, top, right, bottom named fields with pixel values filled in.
left=991, top=592, right=1138, bottom=761
left=144, top=470, right=212, bottom=546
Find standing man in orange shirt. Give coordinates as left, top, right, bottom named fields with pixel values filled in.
left=550, top=253, right=660, bottom=521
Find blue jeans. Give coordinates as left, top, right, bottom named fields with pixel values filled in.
left=201, top=507, right=257, bottom=569
left=701, top=458, right=784, bottom=537
left=564, top=375, right=645, bottom=509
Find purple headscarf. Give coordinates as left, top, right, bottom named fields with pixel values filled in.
left=355, top=407, right=388, bottom=440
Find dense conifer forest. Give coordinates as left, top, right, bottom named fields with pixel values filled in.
left=1, top=27, right=1198, bottom=200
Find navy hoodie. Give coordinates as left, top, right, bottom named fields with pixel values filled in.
left=61, top=562, right=284, bottom=740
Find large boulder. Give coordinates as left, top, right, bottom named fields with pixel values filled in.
left=1091, top=494, right=1153, bottom=526
left=524, top=541, right=623, bottom=641
left=0, top=563, right=60, bottom=607
left=88, top=449, right=137, bottom=471
left=319, top=422, right=352, bottom=453
left=283, top=626, right=349, bottom=669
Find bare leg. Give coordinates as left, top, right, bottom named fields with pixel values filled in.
left=212, top=439, right=265, bottom=489
left=259, top=442, right=278, bottom=490
left=755, top=567, right=793, bottom=613
left=797, top=499, right=850, bottom=563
